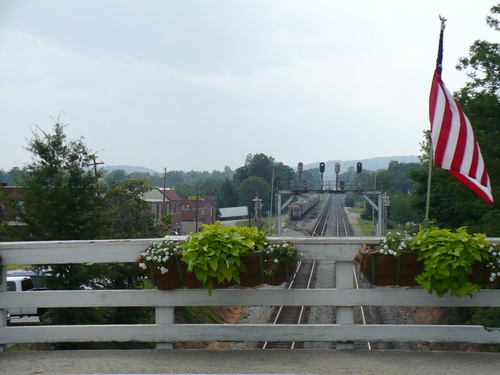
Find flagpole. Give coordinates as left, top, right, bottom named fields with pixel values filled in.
left=425, top=16, right=447, bottom=227
left=425, top=131, right=433, bottom=223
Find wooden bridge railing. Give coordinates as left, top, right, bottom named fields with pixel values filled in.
left=1, top=236, right=500, bottom=351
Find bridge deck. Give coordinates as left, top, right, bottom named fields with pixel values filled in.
left=1, top=349, right=499, bottom=375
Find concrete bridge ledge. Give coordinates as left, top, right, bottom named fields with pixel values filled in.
left=1, top=349, right=499, bottom=375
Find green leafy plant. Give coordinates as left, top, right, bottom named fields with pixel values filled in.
left=263, top=241, right=301, bottom=275
left=180, top=221, right=267, bottom=295
left=411, top=227, right=492, bottom=297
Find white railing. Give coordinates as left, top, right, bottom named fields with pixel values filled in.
left=1, top=236, right=500, bottom=351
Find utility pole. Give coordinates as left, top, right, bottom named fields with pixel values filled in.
left=253, top=193, right=262, bottom=230
left=162, top=167, right=167, bottom=216
left=91, top=155, right=104, bottom=179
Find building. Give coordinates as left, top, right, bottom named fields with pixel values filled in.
left=219, top=206, right=248, bottom=221
left=0, top=186, right=25, bottom=240
left=179, top=195, right=218, bottom=234
left=155, top=188, right=183, bottom=234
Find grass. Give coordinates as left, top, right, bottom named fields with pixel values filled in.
left=347, top=207, right=375, bottom=236
left=7, top=264, right=28, bottom=270
left=357, top=218, right=375, bottom=236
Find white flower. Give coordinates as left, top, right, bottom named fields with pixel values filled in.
left=139, top=263, right=147, bottom=270
left=160, top=267, right=168, bottom=274
left=274, top=259, right=279, bottom=263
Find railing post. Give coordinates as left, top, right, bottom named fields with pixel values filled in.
left=335, top=260, right=354, bottom=349
left=155, top=306, right=174, bottom=349
left=0, top=261, right=7, bottom=352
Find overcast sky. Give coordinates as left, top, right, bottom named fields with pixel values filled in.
left=1, top=1, right=497, bottom=173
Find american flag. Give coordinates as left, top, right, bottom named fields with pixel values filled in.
left=429, top=20, right=493, bottom=205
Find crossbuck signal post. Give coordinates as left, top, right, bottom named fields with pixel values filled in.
left=276, top=162, right=390, bottom=236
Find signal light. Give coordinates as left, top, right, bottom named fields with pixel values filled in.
left=357, top=162, right=363, bottom=173
left=335, top=162, right=340, bottom=174
left=319, top=162, right=325, bottom=173
left=340, top=181, right=345, bottom=190
left=298, top=162, right=303, bottom=173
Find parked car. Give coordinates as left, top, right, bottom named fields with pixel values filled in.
left=6, top=275, right=47, bottom=318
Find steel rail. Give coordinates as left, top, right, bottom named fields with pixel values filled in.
left=353, top=264, right=372, bottom=350
left=261, top=260, right=316, bottom=349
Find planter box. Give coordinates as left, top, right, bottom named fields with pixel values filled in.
left=356, top=247, right=423, bottom=286
left=356, top=245, right=498, bottom=287
left=140, top=252, right=296, bottom=290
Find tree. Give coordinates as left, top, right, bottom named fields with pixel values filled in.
left=0, top=167, right=23, bottom=186
left=273, top=162, right=295, bottom=190
left=218, top=178, right=239, bottom=208
left=237, top=176, right=271, bottom=213
left=387, top=161, right=422, bottom=194
left=102, top=169, right=128, bottom=185
left=233, top=153, right=274, bottom=185
left=102, top=179, right=168, bottom=239
left=10, top=118, right=111, bottom=331
left=15, top=119, right=106, bottom=240
left=388, top=192, right=419, bottom=228
left=456, top=5, right=500, bottom=97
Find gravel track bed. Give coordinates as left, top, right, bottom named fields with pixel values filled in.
left=227, top=197, right=422, bottom=350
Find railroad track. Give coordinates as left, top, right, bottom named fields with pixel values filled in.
left=258, top=260, right=317, bottom=349
left=265, top=194, right=421, bottom=350
left=268, top=193, right=374, bottom=350
left=311, top=194, right=332, bottom=236
left=261, top=195, right=330, bottom=349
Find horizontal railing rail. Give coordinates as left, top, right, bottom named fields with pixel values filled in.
left=1, top=237, right=500, bottom=350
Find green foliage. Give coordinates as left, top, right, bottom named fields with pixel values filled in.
left=237, top=176, right=271, bottom=211
left=0, top=167, right=23, bottom=186
left=102, top=179, right=169, bottom=239
left=388, top=192, right=420, bottom=227
left=357, top=161, right=422, bottom=227
left=411, top=227, right=492, bottom=297
left=181, top=222, right=267, bottom=294
left=470, top=307, right=500, bottom=328
left=217, top=178, right=239, bottom=208
left=15, top=119, right=106, bottom=241
left=456, top=4, right=500, bottom=97
left=12, top=119, right=168, bottom=327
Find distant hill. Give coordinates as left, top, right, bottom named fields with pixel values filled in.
left=104, top=156, right=419, bottom=177
left=302, top=156, right=419, bottom=179
left=104, top=165, right=161, bottom=175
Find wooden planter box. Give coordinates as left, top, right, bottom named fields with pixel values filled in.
left=356, top=247, right=423, bottom=286
left=356, top=245, right=498, bottom=287
left=140, top=252, right=296, bottom=290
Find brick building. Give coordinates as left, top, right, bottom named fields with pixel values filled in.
left=179, top=195, right=218, bottom=234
